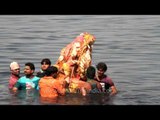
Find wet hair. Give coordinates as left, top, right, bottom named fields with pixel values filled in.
left=41, top=58, right=51, bottom=65
left=25, top=62, right=35, bottom=70
left=96, top=62, right=107, bottom=72
left=86, top=66, right=96, bottom=79
left=45, top=66, right=58, bottom=76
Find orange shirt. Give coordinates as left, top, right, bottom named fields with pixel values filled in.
left=39, top=76, right=65, bottom=98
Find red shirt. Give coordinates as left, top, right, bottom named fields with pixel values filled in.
left=8, top=74, right=20, bottom=89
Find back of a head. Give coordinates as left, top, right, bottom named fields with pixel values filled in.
left=86, top=66, right=95, bottom=79
left=45, top=66, right=58, bottom=76
left=10, top=61, right=20, bottom=70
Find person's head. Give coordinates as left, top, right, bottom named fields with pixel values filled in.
left=10, top=61, right=20, bottom=76
left=45, top=66, right=58, bottom=78
left=86, top=66, right=96, bottom=79
left=40, top=58, right=51, bottom=71
left=24, top=62, right=35, bottom=76
left=96, top=62, right=107, bottom=76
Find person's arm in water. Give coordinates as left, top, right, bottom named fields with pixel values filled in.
left=79, top=82, right=92, bottom=96
left=110, top=85, right=118, bottom=95
left=12, top=79, right=21, bottom=92
left=106, top=77, right=118, bottom=95
left=96, top=82, right=103, bottom=92
left=12, top=87, right=18, bottom=92
left=54, top=80, right=66, bottom=96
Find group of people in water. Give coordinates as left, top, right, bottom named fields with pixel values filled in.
left=8, top=32, right=118, bottom=98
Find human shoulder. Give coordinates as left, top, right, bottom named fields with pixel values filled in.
left=39, top=77, right=44, bottom=82
left=38, top=77, right=47, bottom=85
left=102, top=75, right=113, bottom=83
left=105, top=75, right=112, bottom=81
left=34, top=76, right=40, bottom=79
left=89, top=79, right=98, bottom=84
left=36, top=71, right=45, bottom=78
left=18, top=76, right=26, bottom=81
left=104, top=75, right=115, bottom=86
left=32, top=76, right=40, bottom=82
left=9, top=74, right=18, bottom=81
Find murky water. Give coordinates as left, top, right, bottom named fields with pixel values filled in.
left=0, top=15, right=160, bottom=105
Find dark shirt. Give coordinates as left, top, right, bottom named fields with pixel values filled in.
left=95, top=75, right=114, bottom=90
left=36, top=71, right=46, bottom=78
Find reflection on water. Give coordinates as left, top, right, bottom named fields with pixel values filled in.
left=8, top=89, right=39, bottom=105
left=8, top=90, right=111, bottom=105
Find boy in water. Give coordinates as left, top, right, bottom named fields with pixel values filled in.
left=86, top=66, right=102, bottom=93
left=36, top=58, right=51, bottom=78
left=95, top=62, right=117, bottom=95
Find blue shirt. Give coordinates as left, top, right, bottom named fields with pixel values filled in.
left=14, top=76, right=40, bottom=90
